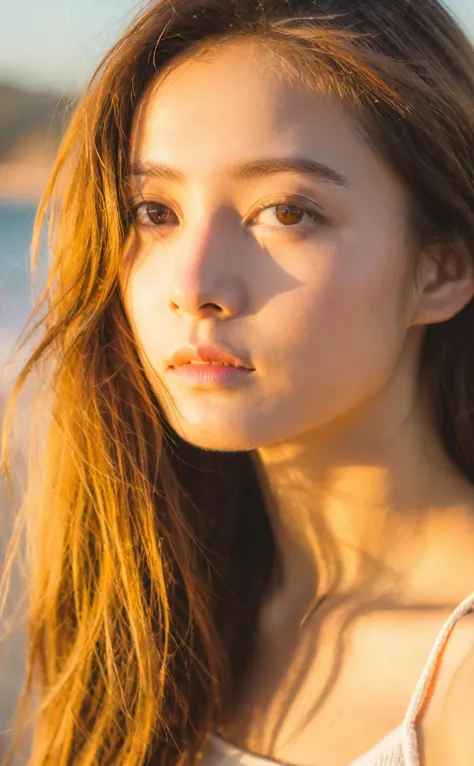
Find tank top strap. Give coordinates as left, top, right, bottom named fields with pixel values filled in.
left=400, top=589, right=474, bottom=766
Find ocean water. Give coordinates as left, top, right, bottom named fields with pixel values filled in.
left=0, top=203, right=43, bottom=385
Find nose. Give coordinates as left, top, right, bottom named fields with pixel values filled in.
left=168, top=219, right=248, bottom=320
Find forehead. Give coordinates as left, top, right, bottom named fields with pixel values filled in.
left=129, top=40, right=400, bottom=197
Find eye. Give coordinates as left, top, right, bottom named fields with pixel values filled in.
left=129, top=201, right=178, bottom=228
left=248, top=199, right=327, bottom=230
left=128, top=197, right=327, bottom=232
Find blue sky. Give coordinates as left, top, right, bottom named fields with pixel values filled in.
left=1, top=0, right=473, bottom=94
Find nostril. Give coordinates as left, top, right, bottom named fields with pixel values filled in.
left=201, top=303, right=223, bottom=314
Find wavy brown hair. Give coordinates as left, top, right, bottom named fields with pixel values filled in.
left=1, top=0, right=474, bottom=763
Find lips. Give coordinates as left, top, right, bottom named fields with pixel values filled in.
left=167, top=343, right=254, bottom=370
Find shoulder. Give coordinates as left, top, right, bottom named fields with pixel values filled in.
left=423, top=631, right=474, bottom=765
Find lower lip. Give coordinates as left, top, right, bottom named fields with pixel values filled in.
left=169, top=364, right=255, bottom=386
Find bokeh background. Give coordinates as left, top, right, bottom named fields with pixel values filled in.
left=0, top=0, right=473, bottom=758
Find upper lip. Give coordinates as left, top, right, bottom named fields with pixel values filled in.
left=167, top=343, right=255, bottom=370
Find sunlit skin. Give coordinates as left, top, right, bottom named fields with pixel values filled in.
left=121, top=40, right=474, bottom=765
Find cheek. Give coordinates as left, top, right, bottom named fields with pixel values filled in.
left=123, top=256, right=168, bottom=356
left=264, top=243, right=406, bottom=415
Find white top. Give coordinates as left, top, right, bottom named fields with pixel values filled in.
left=200, top=590, right=474, bottom=766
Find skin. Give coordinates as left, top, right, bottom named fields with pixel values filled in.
left=120, top=39, right=474, bottom=766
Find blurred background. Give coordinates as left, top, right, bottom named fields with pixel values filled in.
left=0, top=0, right=473, bottom=759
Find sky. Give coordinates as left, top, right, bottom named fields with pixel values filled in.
left=1, top=0, right=474, bottom=94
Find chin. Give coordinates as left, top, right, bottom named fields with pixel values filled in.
left=178, top=429, right=258, bottom=453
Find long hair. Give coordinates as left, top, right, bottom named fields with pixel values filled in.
left=1, top=0, right=474, bottom=763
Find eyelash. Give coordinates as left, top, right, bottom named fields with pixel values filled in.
left=128, top=196, right=327, bottom=233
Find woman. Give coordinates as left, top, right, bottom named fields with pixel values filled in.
left=2, top=0, right=474, bottom=763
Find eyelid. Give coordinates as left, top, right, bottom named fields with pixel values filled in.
left=128, top=194, right=181, bottom=216
left=246, top=194, right=327, bottom=224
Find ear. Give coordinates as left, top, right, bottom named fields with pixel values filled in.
left=410, top=236, right=474, bottom=327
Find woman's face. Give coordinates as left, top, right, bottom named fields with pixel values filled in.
left=121, top=39, right=417, bottom=452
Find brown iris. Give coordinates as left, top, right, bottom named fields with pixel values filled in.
left=273, top=204, right=305, bottom=226
left=145, top=203, right=175, bottom=226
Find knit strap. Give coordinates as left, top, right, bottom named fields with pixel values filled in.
left=401, top=589, right=474, bottom=766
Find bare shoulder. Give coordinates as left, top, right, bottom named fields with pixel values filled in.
left=422, top=624, right=474, bottom=766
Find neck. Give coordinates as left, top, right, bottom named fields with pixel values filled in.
left=252, top=379, right=474, bottom=621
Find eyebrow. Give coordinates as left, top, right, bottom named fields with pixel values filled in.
left=128, top=157, right=349, bottom=187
